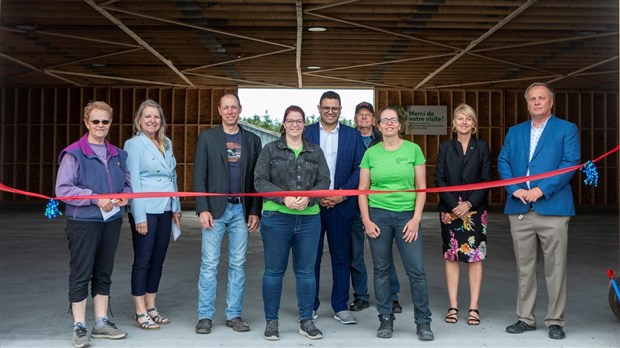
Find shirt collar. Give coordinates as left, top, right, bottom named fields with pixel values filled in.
left=319, top=121, right=340, bottom=133
left=531, top=115, right=551, bottom=130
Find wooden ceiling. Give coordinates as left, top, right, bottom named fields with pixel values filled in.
left=1, top=0, right=618, bottom=90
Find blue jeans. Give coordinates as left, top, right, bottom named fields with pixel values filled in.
left=260, top=211, right=321, bottom=321
left=367, top=208, right=432, bottom=324
left=197, top=203, right=248, bottom=320
left=350, top=214, right=400, bottom=302
left=129, top=212, right=172, bottom=296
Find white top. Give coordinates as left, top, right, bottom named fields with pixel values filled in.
left=319, top=122, right=340, bottom=189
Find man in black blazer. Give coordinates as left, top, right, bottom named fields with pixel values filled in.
left=193, top=93, right=262, bottom=334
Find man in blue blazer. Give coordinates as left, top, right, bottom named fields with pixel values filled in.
left=304, top=91, right=365, bottom=325
left=193, top=93, right=262, bottom=334
left=498, top=82, right=580, bottom=340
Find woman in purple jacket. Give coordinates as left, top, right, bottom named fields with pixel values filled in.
left=55, top=101, right=132, bottom=348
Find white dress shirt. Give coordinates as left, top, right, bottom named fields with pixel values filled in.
left=319, top=122, right=339, bottom=189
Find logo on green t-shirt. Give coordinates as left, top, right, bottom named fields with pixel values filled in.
left=395, top=156, right=409, bottom=164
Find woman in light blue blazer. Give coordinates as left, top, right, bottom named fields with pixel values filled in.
left=124, top=99, right=181, bottom=330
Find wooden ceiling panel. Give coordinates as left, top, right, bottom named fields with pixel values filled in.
left=1, top=0, right=617, bottom=90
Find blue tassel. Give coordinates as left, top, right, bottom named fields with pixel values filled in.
left=581, top=160, right=599, bottom=187
left=45, top=199, right=62, bottom=220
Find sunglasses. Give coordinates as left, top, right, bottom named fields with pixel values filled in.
left=90, top=119, right=111, bottom=125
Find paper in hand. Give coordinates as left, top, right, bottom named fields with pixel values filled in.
left=171, top=221, right=181, bottom=241
left=100, top=205, right=120, bottom=221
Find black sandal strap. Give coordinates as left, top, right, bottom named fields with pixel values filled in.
left=468, top=309, right=480, bottom=324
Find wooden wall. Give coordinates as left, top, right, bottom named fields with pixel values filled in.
left=1, top=87, right=618, bottom=208
left=0, top=87, right=235, bottom=202
left=375, top=88, right=619, bottom=207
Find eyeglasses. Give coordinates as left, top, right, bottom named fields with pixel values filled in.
left=356, top=113, right=374, bottom=119
left=284, top=119, right=305, bottom=125
left=90, top=119, right=111, bottom=125
left=379, top=117, right=399, bottom=124
left=320, top=106, right=341, bottom=113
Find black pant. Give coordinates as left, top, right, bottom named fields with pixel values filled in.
left=129, top=212, right=172, bottom=296
left=66, top=218, right=122, bottom=303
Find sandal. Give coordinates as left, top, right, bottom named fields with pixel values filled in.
left=147, top=307, right=169, bottom=325
left=136, top=313, right=160, bottom=330
left=467, top=308, right=480, bottom=326
left=445, top=307, right=458, bottom=324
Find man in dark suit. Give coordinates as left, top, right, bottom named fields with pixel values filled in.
left=193, top=93, right=262, bottom=334
left=304, top=91, right=365, bottom=325
left=498, top=82, right=580, bottom=340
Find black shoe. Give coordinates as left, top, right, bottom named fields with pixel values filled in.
left=349, top=299, right=370, bottom=312
left=506, top=320, right=536, bottom=334
left=392, top=300, right=403, bottom=314
left=376, top=315, right=394, bottom=339
left=416, top=322, right=434, bottom=341
left=226, top=317, right=250, bottom=332
left=264, top=320, right=279, bottom=341
left=195, top=319, right=212, bottom=334
left=548, top=325, right=565, bottom=339
left=299, top=319, right=323, bottom=340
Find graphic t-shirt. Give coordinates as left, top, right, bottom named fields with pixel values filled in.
left=225, top=131, right=242, bottom=194
left=360, top=140, right=426, bottom=212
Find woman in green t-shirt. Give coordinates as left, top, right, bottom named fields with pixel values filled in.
left=254, top=105, right=331, bottom=341
left=358, top=106, right=433, bottom=340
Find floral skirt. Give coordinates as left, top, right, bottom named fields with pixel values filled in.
left=440, top=210, right=488, bottom=263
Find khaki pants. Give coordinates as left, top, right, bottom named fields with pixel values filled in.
left=508, top=211, right=569, bottom=327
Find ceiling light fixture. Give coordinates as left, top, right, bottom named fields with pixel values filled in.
left=307, top=66, right=321, bottom=70
left=15, top=24, right=35, bottom=31
left=308, top=27, right=326, bottom=32
left=91, top=63, right=106, bottom=68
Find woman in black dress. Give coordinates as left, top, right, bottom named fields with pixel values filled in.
left=436, top=103, right=492, bottom=326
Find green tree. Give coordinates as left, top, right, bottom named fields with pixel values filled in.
left=243, top=112, right=280, bottom=133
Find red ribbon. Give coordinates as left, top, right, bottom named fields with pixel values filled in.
left=1, top=145, right=618, bottom=201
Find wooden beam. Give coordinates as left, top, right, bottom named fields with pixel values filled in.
left=303, top=72, right=401, bottom=89
left=310, top=53, right=455, bottom=74
left=431, top=74, right=559, bottom=89
left=415, top=0, right=539, bottom=89
left=296, top=0, right=303, bottom=88
left=45, top=48, right=144, bottom=69
left=472, top=32, right=619, bottom=53
left=46, top=69, right=188, bottom=87
left=102, top=4, right=295, bottom=49
left=547, top=56, right=619, bottom=83
left=182, top=48, right=295, bottom=72
left=185, top=71, right=295, bottom=88
left=84, top=0, right=196, bottom=87
left=304, top=12, right=455, bottom=50
left=305, top=0, right=360, bottom=12
left=35, top=29, right=141, bottom=48
left=0, top=52, right=84, bottom=86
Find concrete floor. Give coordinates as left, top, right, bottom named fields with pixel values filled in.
left=1, top=204, right=618, bottom=348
